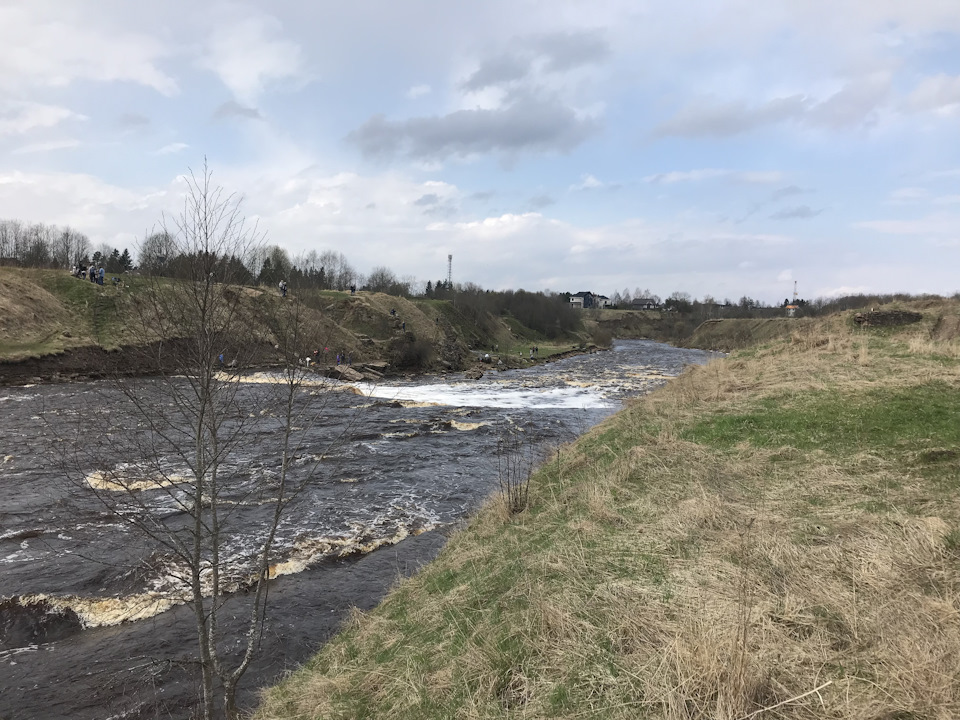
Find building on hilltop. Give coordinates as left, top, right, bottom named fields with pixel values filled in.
left=631, top=297, right=660, bottom=310
left=569, top=291, right=595, bottom=309
left=569, top=291, right=613, bottom=309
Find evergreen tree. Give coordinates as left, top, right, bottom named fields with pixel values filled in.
left=119, top=248, right=133, bottom=272
left=258, top=257, right=276, bottom=286
left=106, top=248, right=122, bottom=273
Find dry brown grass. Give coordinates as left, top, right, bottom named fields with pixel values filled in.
left=257, top=302, right=960, bottom=720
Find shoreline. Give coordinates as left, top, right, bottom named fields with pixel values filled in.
left=0, top=340, right=610, bottom=389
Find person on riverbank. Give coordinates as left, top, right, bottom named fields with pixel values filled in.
left=279, top=280, right=287, bottom=298
left=98, top=267, right=105, bottom=285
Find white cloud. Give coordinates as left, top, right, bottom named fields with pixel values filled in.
left=777, top=269, right=793, bottom=282
left=906, top=74, right=960, bottom=114
left=0, top=169, right=172, bottom=238
left=817, top=284, right=870, bottom=298
left=570, top=173, right=604, bottom=190
left=0, top=4, right=176, bottom=95
left=0, top=101, right=85, bottom=135
left=406, top=84, right=432, bottom=99
left=11, top=139, right=80, bottom=155
left=855, top=215, right=960, bottom=235
left=154, top=142, right=189, bottom=155
left=933, top=195, right=960, bottom=205
left=644, top=169, right=783, bottom=184
left=888, top=187, right=927, bottom=203
left=645, top=169, right=727, bottom=183
left=201, top=14, right=303, bottom=104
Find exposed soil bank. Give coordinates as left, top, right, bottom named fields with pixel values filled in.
left=0, top=339, right=280, bottom=387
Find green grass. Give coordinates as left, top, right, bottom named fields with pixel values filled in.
left=681, top=381, right=960, bottom=459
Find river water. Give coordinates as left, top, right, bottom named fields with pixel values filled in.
left=0, top=340, right=716, bottom=719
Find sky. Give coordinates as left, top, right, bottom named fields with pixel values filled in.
left=1, top=0, right=959, bottom=304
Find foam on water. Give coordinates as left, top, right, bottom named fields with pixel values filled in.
left=354, top=380, right=615, bottom=409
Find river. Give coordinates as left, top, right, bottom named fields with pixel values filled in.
left=0, top=340, right=716, bottom=719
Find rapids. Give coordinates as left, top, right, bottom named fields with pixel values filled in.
left=0, top=340, right=716, bottom=719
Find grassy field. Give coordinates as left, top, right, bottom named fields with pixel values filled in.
left=256, top=301, right=960, bottom=719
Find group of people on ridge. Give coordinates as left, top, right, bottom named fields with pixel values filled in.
left=71, top=264, right=106, bottom=285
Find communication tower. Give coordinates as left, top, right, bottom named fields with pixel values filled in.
left=447, top=254, right=452, bottom=287
left=786, top=280, right=799, bottom=318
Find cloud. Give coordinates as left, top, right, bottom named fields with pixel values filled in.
left=735, top=185, right=811, bottom=224
left=534, top=30, right=610, bottom=73
left=0, top=101, right=85, bottom=135
left=818, top=285, right=871, bottom=298
left=200, top=14, right=302, bottom=104
left=777, top=269, right=793, bottom=282
left=460, top=54, right=530, bottom=92
left=805, top=74, right=890, bottom=128
left=0, top=169, right=172, bottom=237
left=213, top=101, right=262, bottom=120
left=0, top=4, right=176, bottom=95
left=655, top=75, right=890, bottom=138
left=906, top=74, right=960, bottom=114
left=644, top=169, right=783, bottom=184
left=855, top=215, right=960, bottom=235
left=12, top=139, right=80, bottom=155
left=529, top=194, right=555, bottom=208
left=118, top=113, right=151, bottom=128
left=459, top=30, right=610, bottom=92
left=571, top=173, right=603, bottom=190
left=655, top=96, right=808, bottom=138
left=769, top=205, right=823, bottom=220
left=406, top=84, right=432, bottom=99
left=770, top=185, right=807, bottom=201
left=889, top=187, right=927, bottom=203
left=347, top=94, right=597, bottom=161
left=645, top=169, right=726, bottom=184
left=414, top=193, right=440, bottom=206
left=154, top=142, right=189, bottom=155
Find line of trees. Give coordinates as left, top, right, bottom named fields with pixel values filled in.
left=7, top=218, right=945, bottom=328
left=0, top=218, right=136, bottom=273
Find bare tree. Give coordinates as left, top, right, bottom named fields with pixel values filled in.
left=66, top=162, right=344, bottom=719
left=137, top=231, right=177, bottom=274
left=319, top=249, right=356, bottom=291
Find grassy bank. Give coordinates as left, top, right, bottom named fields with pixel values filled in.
left=0, top=268, right=590, bottom=374
left=257, top=301, right=960, bottom=719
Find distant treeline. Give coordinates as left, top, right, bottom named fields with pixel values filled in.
left=2, top=219, right=953, bottom=337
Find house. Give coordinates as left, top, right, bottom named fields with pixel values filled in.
left=595, top=295, right=611, bottom=309
left=631, top=297, right=659, bottom=310
left=569, top=291, right=595, bottom=309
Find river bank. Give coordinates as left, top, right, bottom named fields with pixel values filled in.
left=257, top=300, right=960, bottom=720
left=0, top=267, right=616, bottom=388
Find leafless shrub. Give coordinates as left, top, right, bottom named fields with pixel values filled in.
left=497, top=424, right=532, bottom=514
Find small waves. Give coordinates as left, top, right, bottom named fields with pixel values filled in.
left=1, top=512, right=442, bottom=641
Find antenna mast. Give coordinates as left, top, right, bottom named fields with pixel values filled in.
left=793, top=280, right=798, bottom=304
left=447, top=254, right=452, bottom=287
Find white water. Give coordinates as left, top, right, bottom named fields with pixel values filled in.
left=354, top=379, right=616, bottom=409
